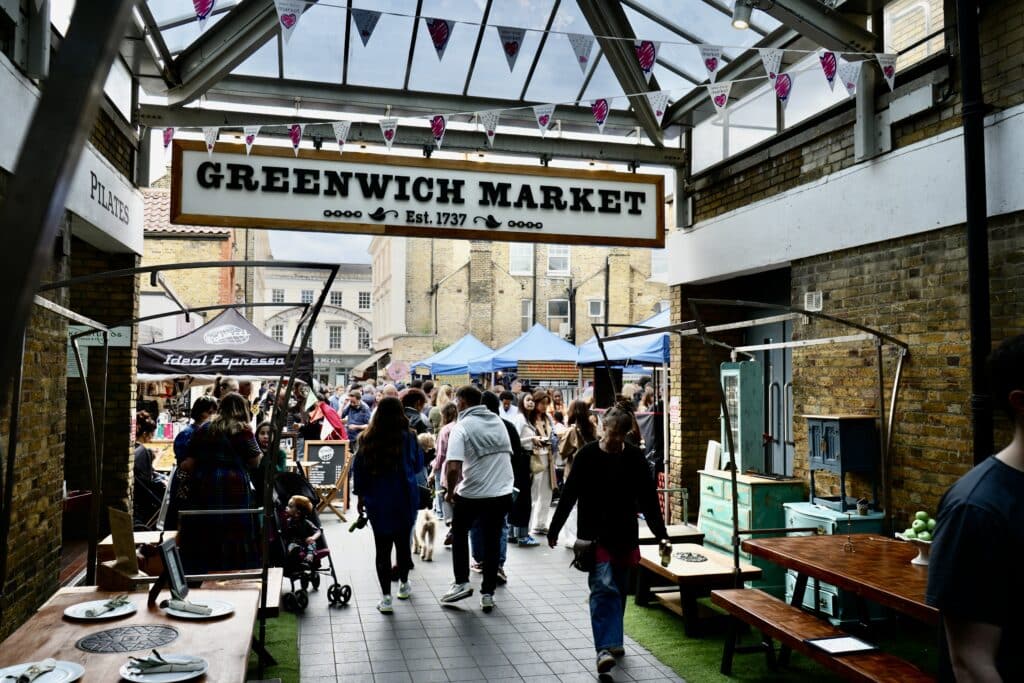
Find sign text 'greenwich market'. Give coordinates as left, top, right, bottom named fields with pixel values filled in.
left=171, top=141, right=664, bottom=247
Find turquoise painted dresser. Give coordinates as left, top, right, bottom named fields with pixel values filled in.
left=697, top=470, right=805, bottom=597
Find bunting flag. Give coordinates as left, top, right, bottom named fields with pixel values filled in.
left=774, top=72, right=793, bottom=111
left=837, top=60, right=863, bottom=97
left=273, top=0, right=304, bottom=42
left=497, top=26, right=526, bottom=72
left=479, top=110, right=500, bottom=147
left=288, top=124, right=304, bottom=156
left=634, top=40, right=659, bottom=83
left=202, top=127, right=219, bottom=155
left=351, top=8, right=381, bottom=47
left=707, top=82, right=731, bottom=116
left=533, top=104, right=555, bottom=137
left=193, top=0, right=215, bottom=30
left=379, top=118, right=398, bottom=150
left=760, top=47, right=783, bottom=80
left=645, top=90, right=670, bottom=126
left=430, top=115, right=447, bottom=149
left=331, top=121, right=351, bottom=156
left=591, top=99, right=610, bottom=134
left=242, top=125, right=260, bottom=155
left=425, top=18, right=454, bottom=61
left=876, top=53, right=897, bottom=91
left=818, top=49, right=837, bottom=91
left=699, top=45, right=722, bottom=84
left=162, top=127, right=175, bottom=151
left=567, top=33, right=594, bottom=75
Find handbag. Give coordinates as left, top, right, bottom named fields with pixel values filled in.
left=570, top=539, right=597, bottom=573
left=529, top=451, right=546, bottom=475
left=408, top=432, right=432, bottom=510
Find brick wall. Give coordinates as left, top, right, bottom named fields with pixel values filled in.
left=140, top=234, right=235, bottom=310
left=89, top=109, right=134, bottom=180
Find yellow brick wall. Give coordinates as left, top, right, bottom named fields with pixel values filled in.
left=140, top=235, right=236, bottom=308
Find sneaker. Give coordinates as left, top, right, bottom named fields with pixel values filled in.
left=496, top=567, right=507, bottom=585
left=481, top=593, right=495, bottom=613
left=517, top=536, right=539, bottom=547
left=377, top=595, right=393, bottom=614
left=596, top=650, right=616, bottom=674
left=470, top=562, right=483, bottom=573
left=440, top=582, right=474, bottom=604
left=397, top=581, right=411, bottom=600
left=609, top=646, right=626, bottom=657
left=443, top=531, right=453, bottom=546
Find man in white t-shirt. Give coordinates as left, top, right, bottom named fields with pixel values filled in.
left=441, top=385, right=515, bottom=612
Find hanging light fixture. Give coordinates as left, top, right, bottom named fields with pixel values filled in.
left=732, top=1, right=753, bottom=29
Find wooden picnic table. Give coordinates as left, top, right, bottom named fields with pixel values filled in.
left=637, top=522, right=705, bottom=545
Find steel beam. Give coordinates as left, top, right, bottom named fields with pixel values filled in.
left=462, top=0, right=493, bottom=96
left=156, top=2, right=239, bottom=31
left=518, top=0, right=561, bottom=101
left=620, top=0, right=731, bottom=66
left=763, top=0, right=880, bottom=54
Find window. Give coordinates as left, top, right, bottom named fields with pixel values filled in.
left=547, top=299, right=570, bottom=337
left=301, top=289, right=314, bottom=304
left=329, top=325, right=343, bottom=349
left=587, top=300, right=604, bottom=319
left=547, top=245, right=570, bottom=275
left=271, top=289, right=284, bottom=304
left=509, top=244, right=534, bottom=275
left=271, top=324, right=284, bottom=343
left=358, top=291, right=371, bottom=310
left=884, top=0, right=945, bottom=70
left=358, top=327, right=371, bottom=350
left=520, top=299, right=534, bottom=333
left=330, top=291, right=343, bottom=306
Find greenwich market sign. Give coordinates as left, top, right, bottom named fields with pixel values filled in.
left=170, top=140, right=664, bottom=247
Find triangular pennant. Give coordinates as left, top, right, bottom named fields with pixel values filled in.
left=837, top=60, right=863, bottom=97
left=533, top=104, right=555, bottom=137
left=288, top=124, right=304, bottom=156
left=193, top=0, right=216, bottom=31
left=351, top=8, right=381, bottom=47
left=162, top=128, right=175, bottom=150
left=202, top=127, right=219, bottom=155
left=496, top=26, right=526, bottom=72
left=424, top=18, right=454, bottom=61
left=242, top=125, right=260, bottom=155
left=818, top=49, right=838, bottom=91
left=707, top=82, right=731, bottom=116
left=876, top=53, right=897, bottom=91
left=645, top=90, right=670, bottom=126
left=760, top=47, right=783, bottom=80
left=430, top=115, right=447, bottom=149
left=590, top=99, right=610, bottom=134
left=331, top=121, right=351, bottom=156
left=634, top=40, right=659, bottom=83
left=273, top=0, right=304, bottom=42
left=699, top=45, right=722, bottom=84
left=567, top=33, right=594, bottom=75
left=774, top=72, right=793, bottom=111
left=379, top=118, right=398, bottom=150
left=479, top=110, right=500, bottom=147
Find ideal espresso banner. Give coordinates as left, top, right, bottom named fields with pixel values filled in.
left=171, top=140, right=665, bottom=247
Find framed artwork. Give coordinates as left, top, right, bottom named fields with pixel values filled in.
left=159, top=537, right=189, bottom=600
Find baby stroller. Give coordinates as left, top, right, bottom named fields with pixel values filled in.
left=272, top=471, right=352, bottom=611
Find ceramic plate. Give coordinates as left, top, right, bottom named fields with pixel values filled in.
left=160, top=599, right=233, bottom=620
left=118, top=655, right=208, bottom=683
left=63, top=599, right=137, bottom=621
left=0, top=661, right=85, bottom=683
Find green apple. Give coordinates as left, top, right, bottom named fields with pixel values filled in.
left=911, top=519, right=927, bottom=532
left=914, top=511, right=930, bottom=522
left=927, top=518, right=937, bottom=531
left=903, top=528, right=917, bottom=539
left=917, top=531, right=932, bottom=542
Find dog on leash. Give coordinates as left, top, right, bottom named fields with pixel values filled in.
left=413, top=509, right=437, bottom=561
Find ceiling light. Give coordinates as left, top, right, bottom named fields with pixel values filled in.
left=732, top=2, right=752, bottom=30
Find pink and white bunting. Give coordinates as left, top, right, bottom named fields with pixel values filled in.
left=818, top=49, right=838, bottom=91
left=876, top=53, right=897, bottom=91
left=379, top=118, right=399, bottom=150
left=760, top=47, right=783, bottom=80
left=590, top=99, right=610, bottom=134
left=273, top=0, right=304, bottom=42
left=425, top=18, right=455, bottom=61
left=645, top=90, right=670, bottom=126
left=479, top=110, right=500, bottom=147
left=699, top=45, right=722, bottom=84
left=567, top=33, right=595, bottom=75
left=707, top=82, right=731, bottom=116
left=202, top=127, right=219, bottom=155
left=533, top=104, right=555, bottom=137
left=162, top=128, right=175, bottom=151
left=331, top=121, right=351, bottom=156
left=288, top=124, right=304, bottom=156
left=242, top=125, right=260, bottom=155
left=837, top=60, right=863, bottom=97
left=193, top=0, right=216, bottom=31
left=634, top=40, right=659, bottom=83
left=773, top=72, right=793, bottom=111
left=351, top=8, right=381, bottom=47
left=430, top=115, right=447, bottom=149
left=497, top=26, right=526, bottom=72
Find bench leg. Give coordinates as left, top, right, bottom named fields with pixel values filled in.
left=720, top=618, right=739, bottom=675
left=634, top=568, right=653, bottom=606
left=251, top=636, right=278, bottom=667
left=779, top=572, right=808, bottom=667
left=763, top=637, right=777, bottom=671
left=680, top=587, right=700, bottom=637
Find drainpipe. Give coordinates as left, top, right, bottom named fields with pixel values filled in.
left=956, top=0, right=993, bottom=464
left=603, top=256, right=610, bottom=335
left=531, top=245, right=538, bottom=325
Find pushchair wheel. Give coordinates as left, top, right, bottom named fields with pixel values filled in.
left=295, top=590, right=309, bottom=610
left=283, top=592, right=298, bottom=612
left=328, top=584, right=351, bottom=605
left=311, top=574, right=320, bottom=591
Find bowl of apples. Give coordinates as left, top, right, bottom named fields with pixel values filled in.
left=896, top=511, right=936, bottom=566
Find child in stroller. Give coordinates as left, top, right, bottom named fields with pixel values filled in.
left=283, top=495, right=322, bottom=573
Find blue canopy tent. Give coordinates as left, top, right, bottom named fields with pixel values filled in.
left=435, top=323, right=578, bottom=376
left=411, top=334, right=492, bottom=376
left=576, top=309, right=670, bottom=366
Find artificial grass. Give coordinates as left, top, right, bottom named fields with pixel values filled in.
left=247, top=612, right=299, bottom=683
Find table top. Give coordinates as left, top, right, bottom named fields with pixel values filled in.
left=742, top=534, right=938, bottom=625
left=0, top=586, right=259, bottom=683
left=638, top=523, right=705, bottom=543
left=639, top=543, right=762, bottom=586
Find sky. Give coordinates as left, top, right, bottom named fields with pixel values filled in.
left=267, top=231, right=373, bottom=264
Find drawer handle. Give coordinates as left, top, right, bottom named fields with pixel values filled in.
left=706, top=485, right=715, bottom=491
left=706, top=508, right=714, bottom=516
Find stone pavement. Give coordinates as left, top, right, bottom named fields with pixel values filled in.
left=295, top=512, right=686, bottom=683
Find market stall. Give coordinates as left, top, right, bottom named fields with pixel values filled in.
left=412, top=334, right=492, bottom=383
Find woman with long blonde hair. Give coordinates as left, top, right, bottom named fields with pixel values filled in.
left=428, top=384, right=453, bottom=434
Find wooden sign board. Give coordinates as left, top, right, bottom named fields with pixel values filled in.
left=303, top=440, right=350, bottom=488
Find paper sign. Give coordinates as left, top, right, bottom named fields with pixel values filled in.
left=243, top=125, right=260, bottom=155
left=108, top=507, right=139, bottom=575
left=273, top=0, right=304, bottom=42
left=707, top=81, right=732, bottom=115
left=876, top=53, right=897, bottom=91
left=646, top=90, right=670, bottom=126
left=819, top=49, right=837, bottom=91
left=351, top=8, right=380, bottom=47
left=774, top=72, right=793, bottom=110
left=635, top=40, right=659, bottom=83
left=837, top=60, right=863, bottom=97
left=379, top=118, right=398, bottom=150
left=700, top=45, right=722, bottom=83
left=288, top=123, right=304, bottom=156
left=202, top=126, right=219, bottom=155
left=533, top=104, right=555, bottom=136
left=331, top=121, right=351, bottom=156
left=760, top=47, right=783, bottom=80
left=568, top=33, right=594, bottom=75
left=591, top=99, right=610, bottom=134
left=430, top=115, right=447, bottom=149
left=497, top=26, right=526, bottom=71
left=425, top=18, right=454, bottom=61
left=479, top=110, right=500, bottom=147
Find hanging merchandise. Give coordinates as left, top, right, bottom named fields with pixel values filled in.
left=875, top=53, right=897, bottom=91
left=351, top=8, right=381, bottom=47
left=425, top=18, right=455, bottom=61
left=567, top=33, right=595, bottom=75
left=288, top=123, right=304, bottom=156
left=760, top=47, right=783, bottom=80
left=479, top=110, right=500, bottom=147
left=699, top=45, right=722, bottom=83
left=379, top=118, right=399, bottom=150
left=591, top=99, right=610, bottom=134
left=243, top=125, right=260, bottom=155
left=430, top=115, right=447, bottom=149
left=331, top=121, right=351, bottom=156
left=202, top=127, right=219, bottom=155
left=193, top=0, right=215, bottom=30
left=774, top=72, right=793, bottom=111
left=162, top=128, right=175, bottom=151
left=707, top=81, right=732, bottom=116
left=819, top=49, right=837, bottom=91
left=635, top=40, right=659, bottom=83
left=533, top=104, right=556, bottom=137
left=497, top=26, right=526, bottom=72
left=646, top=90, right=670, bottom=126
left=837, top=60, right=863, bottom=97
left=273, top=0, right=304, bottom=42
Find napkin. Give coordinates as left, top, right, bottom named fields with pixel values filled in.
left=14, top=659, right=55, bottom=683
left=163, top=599, right=212, bottom=616
left=127, top=651, right=205, bottom=674
left=85, top=595, right=129, bottom=617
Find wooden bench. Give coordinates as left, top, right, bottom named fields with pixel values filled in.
left=711, top=588, right=935, bottom=682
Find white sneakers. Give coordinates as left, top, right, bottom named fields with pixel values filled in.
left=397, top=581, right=411, bottom=600
left=377, top=595, right=393, bottom=613
left=439, top=582, right=474, bottom=604
left=480, top=593, right=495, bottom=613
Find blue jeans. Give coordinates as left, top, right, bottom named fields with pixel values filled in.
left=589, top=562, right=629, bottom=652
left=471, top=515, right=508, bottom=566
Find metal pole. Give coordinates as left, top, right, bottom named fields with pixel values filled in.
left=0, top=331, right=26, bottom=617
left=660, top=361, right=671, bottom=523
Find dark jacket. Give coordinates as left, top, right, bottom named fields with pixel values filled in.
left=405, top=406, right=431, bottom=435
left=503, top=417, right=532, bottom=528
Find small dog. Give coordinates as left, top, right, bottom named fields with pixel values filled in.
left=413, top=509, right=437, bottom=561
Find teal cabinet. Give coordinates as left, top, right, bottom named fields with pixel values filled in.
left=720, top=361, right=765, bottom=474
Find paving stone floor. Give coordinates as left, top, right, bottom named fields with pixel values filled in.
left=294, top=511, right=685, bottom=682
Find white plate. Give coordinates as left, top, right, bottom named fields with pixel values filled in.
left=63, top=599, right=137, bottom=621
left=0, top=661, right=85, bottom=683
left=160, top=599, right=234, bottom=620
left=118, top=655, right=208, bottom=683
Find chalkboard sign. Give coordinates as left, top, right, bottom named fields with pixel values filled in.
left=303, top=440, right=350, bottom=487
